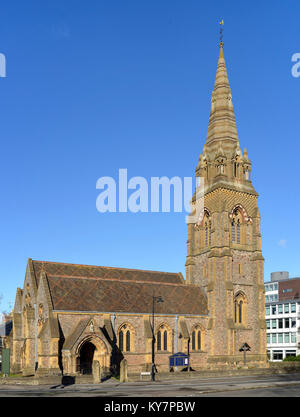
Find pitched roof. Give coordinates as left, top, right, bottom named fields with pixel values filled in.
left=46, top=274, right=208, bottom=316
left=38, top=317, right=60, bottom=339
left=31, top=260, right=184, bottom=286
left=63, top=318, right=91, bottom=350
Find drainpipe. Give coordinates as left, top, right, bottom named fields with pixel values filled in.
left=112, top=313, right=116, bottom=373
left=175, top=315, right=178, bottom=372
left=175, top=315, right=178, bottom=353
left=112, top=313, right=116, bottom=332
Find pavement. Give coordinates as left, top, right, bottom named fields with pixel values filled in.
left=1, top=372, right=300, bottom=396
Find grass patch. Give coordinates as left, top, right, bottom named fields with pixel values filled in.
left=0, top=373, right=23, bottom=378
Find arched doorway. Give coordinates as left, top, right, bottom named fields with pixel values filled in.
left=77, top=337, right=110, bottom=375
left=79, top=342, right=96, bottom=375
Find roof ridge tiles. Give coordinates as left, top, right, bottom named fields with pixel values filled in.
left=32, top=260, right=181, bottom=276
left=46, top=274, right=190, bottom=287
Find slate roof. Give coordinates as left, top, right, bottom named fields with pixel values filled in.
left=46, top=275, right=208, bottom=316
left=30, top=260, right=208, bottom=316
left=31, top=260, right=184, bottom=285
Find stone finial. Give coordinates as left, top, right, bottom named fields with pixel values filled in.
left=243, top=148, right=250, bottom=162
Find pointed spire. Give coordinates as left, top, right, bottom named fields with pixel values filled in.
left=213, top=44, right=230, bottom=91
left=243, top=148, right=250, bottom=162
left=195, top=33, right=258, bottom=196
left=205, top=43, right=239, bottom=149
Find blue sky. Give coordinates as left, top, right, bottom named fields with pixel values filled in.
left=0, top=0, right=299, bottom=312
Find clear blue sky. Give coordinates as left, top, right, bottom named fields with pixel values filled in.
left=0, top=0, right=299, bottom=312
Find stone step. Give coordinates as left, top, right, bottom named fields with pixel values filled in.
left=74, top=375, right=94, bottom=384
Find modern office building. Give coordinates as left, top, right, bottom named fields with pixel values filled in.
left=265, top=272, right=300, bottom=361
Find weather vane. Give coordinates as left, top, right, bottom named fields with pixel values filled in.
left=219, top=19, right=224, bottom=47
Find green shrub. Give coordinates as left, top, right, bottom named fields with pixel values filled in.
left=283, top=355, right=300, bottom=362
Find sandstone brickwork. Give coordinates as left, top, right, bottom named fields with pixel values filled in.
left=185, top=43, right=267, bottom=368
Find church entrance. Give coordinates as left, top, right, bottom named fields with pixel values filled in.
left=77, top=337, right=110, bottom=375
left=79, top=341, right=96, bottom=375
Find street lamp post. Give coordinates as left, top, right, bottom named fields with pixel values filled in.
left=151, top=295, right=164, bottom=382
left=187, top=337, right=191, bottom=372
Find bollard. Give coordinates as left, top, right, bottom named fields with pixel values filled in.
left=120, top=358, right=128, bottom=383
left=92, top=360, right=101, bottom=384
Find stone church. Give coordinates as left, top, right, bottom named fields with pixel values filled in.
left=9, top=43, right=267, bottom=377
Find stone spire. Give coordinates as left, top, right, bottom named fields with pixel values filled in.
left=205, top=44, right=239, bottom=151
left=195, top=43, right=257, bottom=196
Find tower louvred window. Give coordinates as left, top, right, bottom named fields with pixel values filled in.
left=231, top=208, right=243, bottom=244
left=232, top=220, right=235, bottom=242
left=201, top=211, right=212, bottom=249
left=237, top=220, right=240, bottom=243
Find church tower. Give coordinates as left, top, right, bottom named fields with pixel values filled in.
left=186, top=41, right=267, bottom=367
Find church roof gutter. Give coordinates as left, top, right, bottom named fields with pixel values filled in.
left=53, top=310, right=209, bottom=318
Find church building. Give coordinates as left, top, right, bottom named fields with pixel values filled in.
left=9, top=42, right=267, bottom=377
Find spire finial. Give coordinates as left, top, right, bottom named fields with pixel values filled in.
left=219, top=19, right=224, bottom=47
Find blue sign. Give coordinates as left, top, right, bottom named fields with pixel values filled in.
left=169, top=352, right=189, bottom=367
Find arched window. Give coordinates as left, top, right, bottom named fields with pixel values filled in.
left=156, top=324, right=171, bottom=352
left=118, top=323, right=135, bottom=352
left=232, top=220, right=235, bottom=242
left=157, top=331, right=162, bottom=351
left=238, top=301, right=243, bottom=324
left=197, top=331, right=201, bottom=350
left=200, top=209, right=212, bottom=249
left=230, top=208, right=244, bottom=244
left=126, top=330, right=130, bottom=352
left=192, top=331, right=196, bottom=350
left=191, top=325, right=203, bottom=351
left=234, top=293, right=247, bottom=325
left=163, top=331, right=168, bottom=351
left=237, top=220, right=240, bottom=244
left=119, top=331, right=124, bottom=352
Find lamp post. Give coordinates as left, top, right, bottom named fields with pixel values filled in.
left=151, top=295, right=164, bottom=382
left=187, top=336, right=191, bottom=372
